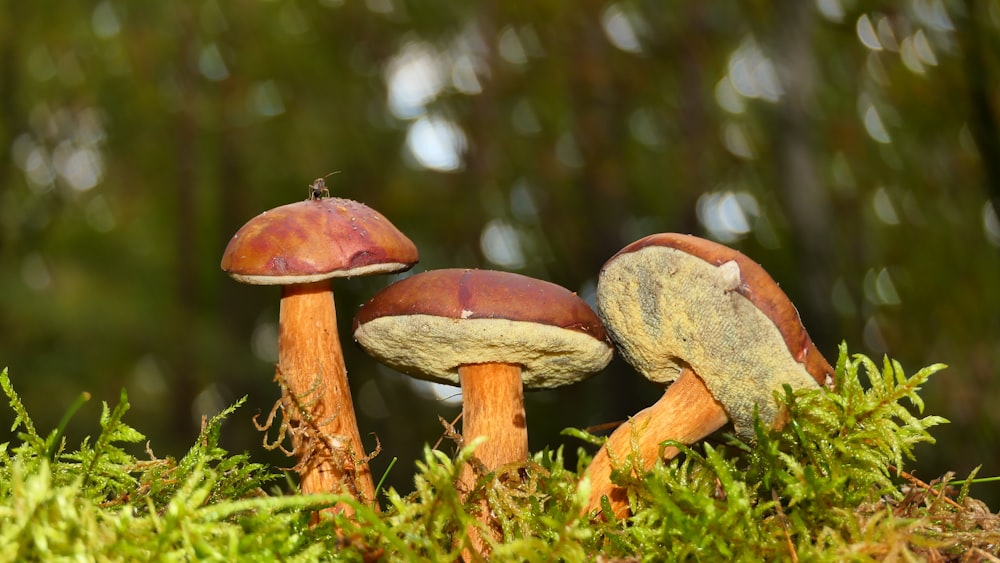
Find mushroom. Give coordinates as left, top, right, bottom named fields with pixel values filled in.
left=352, top=268, right=612, bottom=552
left=584, top=233, right=833, bottom=520
left=352, top=268, right=613, bottom=473
left=220, top=187, right=418, bottom=513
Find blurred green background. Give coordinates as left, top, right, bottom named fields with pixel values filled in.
left=1, top=0, right=998, bottom=506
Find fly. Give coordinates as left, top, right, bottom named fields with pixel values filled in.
left=308, top=171, right=340, bottom=200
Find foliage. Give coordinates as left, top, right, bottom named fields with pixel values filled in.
left=2, top=344, right=998, bottom=561
left=0, top=367, right=344, bottom=561
left=603, top=344, right=990, bottom=561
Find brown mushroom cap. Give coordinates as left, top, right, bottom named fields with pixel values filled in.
left=352, top=268, right=613, bottom=388
left=220, top=197, right=419, bottom=284
left=597, top=233, right=832, bottom=436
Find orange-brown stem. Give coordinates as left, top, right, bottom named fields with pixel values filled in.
left=584, top=368, right=729, bottom=521
left=459, top=362, right=529, bottom=470
left=457, top=362, right=527, bottom=560
left=278, top=281, right=376, bottom=514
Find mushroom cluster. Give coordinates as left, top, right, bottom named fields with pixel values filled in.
left=220, top=180, right=834, bottom=549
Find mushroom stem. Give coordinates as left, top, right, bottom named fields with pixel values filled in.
left=278, top=281, right=376, bottom=513
left=584, top=367, right=729, bottom=520
left=456, top=362, right=527, bottom=560
left=458, top=362, right=529, bottom=470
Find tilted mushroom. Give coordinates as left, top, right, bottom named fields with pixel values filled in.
left=221, top=185, right=418, bottom=514
left=584, top=233, right=833, bottom=520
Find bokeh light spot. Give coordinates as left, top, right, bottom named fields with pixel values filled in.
left=405, top=115, right=466, bottom=172
left=697, top=191, right=759, bottom=243
left=601, top=3, right=643, bottom=54
left=480, top=218, right=526, bottom=269
left=983, top=201, right=1000, bottom=247
left=856, top=14, right=882, bottom=51
left=386, top=41, right=443, bottom=119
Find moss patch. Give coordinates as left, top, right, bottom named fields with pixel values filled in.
left=1, top=345, right=998, bottom=561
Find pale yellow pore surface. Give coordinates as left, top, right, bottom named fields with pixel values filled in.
left=596, top=246, right=818, bottom=436
left=353, top=315, right=613, bottom=389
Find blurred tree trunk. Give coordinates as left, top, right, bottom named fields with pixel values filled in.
left=567, top=4, right=630, bottom=282
left=0, top=0, right=19, bottom=260
left=0, top=0, right=16, bottom=354
left=467, top=1, right=498, bottom=191
left=772, top=0, right=837, bottom=351
left=961, top=0, right=1000, bottom=222
left=675, top=3, right=713, bottom=235
left=172, top=9, right=200, bottom=438
left=217, top=86, right=255, bottom=392
left=563, top=2, right=640, bottom=424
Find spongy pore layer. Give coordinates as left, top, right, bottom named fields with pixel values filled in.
left=596, top=245, right=819, bottom=436
left=353, top=314, right=613, bottom=390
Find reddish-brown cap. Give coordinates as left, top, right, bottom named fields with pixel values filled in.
left=597, top=233, right=833, bottom=436
left=221, top=197, right=418, bottom=284
left=353, top=269, right=613, bottom=389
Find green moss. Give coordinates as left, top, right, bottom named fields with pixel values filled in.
left=1, top=345, right=998, bottom=561
left=0, top=369, right=340, bottom=561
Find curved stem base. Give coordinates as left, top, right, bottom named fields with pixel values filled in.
left=584, top=368, right=729, bottom=521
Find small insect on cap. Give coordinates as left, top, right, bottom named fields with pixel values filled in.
left=596, top=233, right=833, bottom=437
left=220, top=197, right=418, bottom=285
left=352, top=268, right=614, bottom=389
left=308, top=172, right=340, bottom=200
